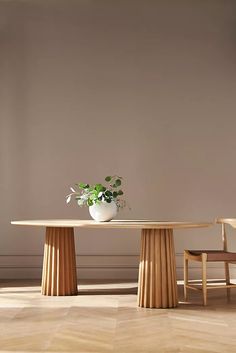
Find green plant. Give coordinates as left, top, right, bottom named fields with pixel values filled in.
left=66, top=175, right=126, bottom=210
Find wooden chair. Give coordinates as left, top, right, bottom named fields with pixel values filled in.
left=184, top=218, right=236, bottom=305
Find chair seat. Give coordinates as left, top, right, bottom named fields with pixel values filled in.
left=188, top=250, right=236, bottom=262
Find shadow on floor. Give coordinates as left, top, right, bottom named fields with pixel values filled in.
left=77, top=287, right=138, bottom=295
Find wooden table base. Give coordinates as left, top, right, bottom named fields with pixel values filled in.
left=138, top=228, right=178, bottom=308
left=41, top=227, right=78, bottom=296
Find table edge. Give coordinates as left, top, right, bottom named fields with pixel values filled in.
left=11, top=220, right=213, bottom=229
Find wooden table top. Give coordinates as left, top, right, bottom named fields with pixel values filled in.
left=11, top=219, right=212, bottom=229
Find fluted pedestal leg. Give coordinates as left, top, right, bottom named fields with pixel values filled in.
left=41, top=227, right=78, bottom=296
left=138, top=228, right=178, bottom=308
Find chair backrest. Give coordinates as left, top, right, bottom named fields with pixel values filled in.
left=216, top=218, right=236, bottom=251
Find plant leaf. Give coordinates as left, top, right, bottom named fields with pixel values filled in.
left=95, top=183, right=104, bottom=192
left=115, top=179, right=121, bottom=187
left=87, top=199, right=93, bottom=206
left=66, top=195, right=71, bottom=203
left=79, top=183, right=89, bottom=189
left=77, top=199, right=84, bottom=206
left=105, top=176, right=112, bottom=182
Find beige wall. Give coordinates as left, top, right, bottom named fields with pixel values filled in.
left=1, top=0, right=236, bottom=279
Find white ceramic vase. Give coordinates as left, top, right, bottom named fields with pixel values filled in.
left=89, top=201, right=117, bottom=222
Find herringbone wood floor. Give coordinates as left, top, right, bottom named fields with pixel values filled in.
left=1, top=280, right=236, bottom=353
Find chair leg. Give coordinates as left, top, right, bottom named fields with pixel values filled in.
left=184, top=252, right=189, bottom=302
left=202, top=253, right=207, bottom=306
left=225, top=262, right=230, bottom=301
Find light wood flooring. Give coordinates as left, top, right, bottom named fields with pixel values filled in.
left=1, top=279, right=236, bottom=353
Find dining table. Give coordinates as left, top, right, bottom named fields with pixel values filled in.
left=11, top=219, right=212, bottom=308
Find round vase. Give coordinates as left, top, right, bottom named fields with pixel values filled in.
left=89, top=201, right=117, bottom=222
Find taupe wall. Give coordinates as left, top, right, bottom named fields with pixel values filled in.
left=1, top=0, right=236, bottom=279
